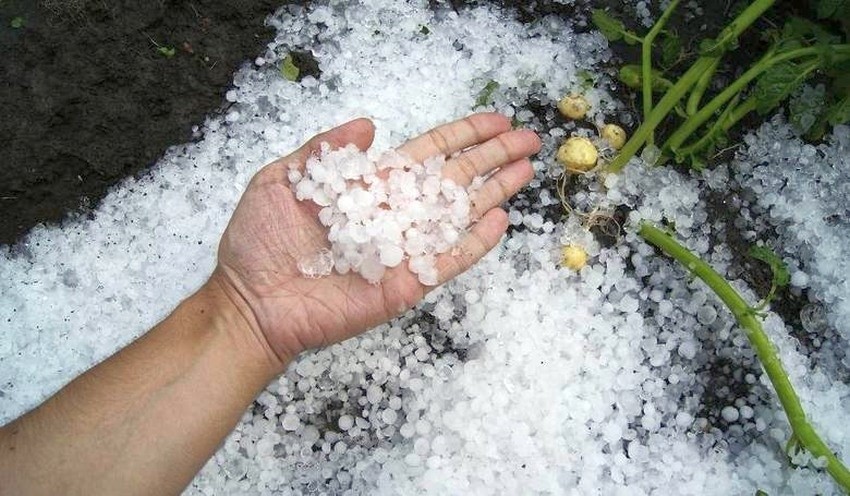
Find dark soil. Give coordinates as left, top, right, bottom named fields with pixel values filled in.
left=0, top=0, right=282, bottom=245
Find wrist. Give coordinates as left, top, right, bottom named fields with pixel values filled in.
left=197, top=270, right=290, bottom=378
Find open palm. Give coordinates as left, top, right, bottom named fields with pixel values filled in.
left=214, top=114, right=540, bottom=366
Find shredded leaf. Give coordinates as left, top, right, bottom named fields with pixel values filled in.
left=280, top=54, right=300, bottom=82
left=474, top=80, right=499, bottom=108
left=750, top=244, right=791, bottom=303
left=576, top=70, right=596, bottom=91
left=591, top=9, right=639, bottom=45
left=157, top=46, right=176, bottom=58
left=660, top=32, right=682, bottom=68
left=826, top=93, right=850, bottom=125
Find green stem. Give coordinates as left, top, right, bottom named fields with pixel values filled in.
left=638, top=222, right=850, bottom=492
left=642, top=0, right=681, bottom=145
left=608, top=0, right=777, bottom=172
left=664, top=46, right=850, bottom=156
left=625, top=32, right=645, bottom=45
left=686, top=57, right=720, bottom=116
left=678, top=95, right=755, bottom=159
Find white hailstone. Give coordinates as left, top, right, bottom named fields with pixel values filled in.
left=399, top=423, right=416, bottom=438
left=379, top=244, right=405, bottom=267
left=677, top=341, right=697, bottom=360
left=696, top=305, right=717, bottom=325
left=790, top=270, right=809, bottom=287
left=281, top=413, right=301, bottom=431
left=290, top=143, right=471, bottom=285
left=413, top=438, right=430, bottom=455
left=675, top=411, right=694, bottom=428
left=297, top=249, right=334, bottom=278
left=381, top=408, right=398, bottom=425
left=366, top=385, right=383, bottom=404
left=721, top=406, right=740, bottom=423
left=338, top=415, right=354, bottom=432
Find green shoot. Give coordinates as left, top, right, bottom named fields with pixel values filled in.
left=474, top=80, right=499, bottom=108
left=641, top=0, right=681, bottom=145
left=749, top=245, right=790, bottom=310
left=638, top=222, right=850, bottom=492
left=157, top=46, right=176, bottom=58
left=280, top=54, right=300, bottom=81
left=10, top=16, right=24, bottom=29
left=686, top=57, right=720, bottom=115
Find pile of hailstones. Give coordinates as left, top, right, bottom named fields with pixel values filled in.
left=288, top=143, right=473, bottom=285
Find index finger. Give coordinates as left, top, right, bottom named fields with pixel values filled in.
left=396, top=113, right=512, bottom=162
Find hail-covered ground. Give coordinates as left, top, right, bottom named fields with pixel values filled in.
left=1, top=1, right=849, bottom=494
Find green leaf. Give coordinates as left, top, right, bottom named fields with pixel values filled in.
left=618, top=64, right=673, bottom=92
left=815, top=0, right=844, bottom=18
left=660, top=32, right=682, bottom=68
left=826, top=94, right=850, bottom=125
left=750, top=245, right=791, bottom=291
left=419, top=25, right=430, bottom=35
left=157, top=46, right=176, bottom=58
left=280, top=54, right=300, bottom=82
left=753, top=61, right=811, bottom=115
left=474, top=80, right=499, bottom=108
left=10, top=16, right=24, bottom=28
left=592, top=9, right=627, bottom=42
left=576, top=69, right=596, bottom=91
left=781, top=17, right=841, bottom=46
left=591, top=9, right=624, bottom=41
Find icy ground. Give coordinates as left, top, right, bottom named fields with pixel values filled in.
left=2, top=1, right=849, bottom=494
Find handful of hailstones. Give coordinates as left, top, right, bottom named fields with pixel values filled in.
left=288, top=143, right=474, bottom=286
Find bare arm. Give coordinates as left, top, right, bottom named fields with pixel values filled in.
left=0, top=273, right=281, bottom=495
left=0, top=114, right=540, bottom=495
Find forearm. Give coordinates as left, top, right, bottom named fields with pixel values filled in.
left=0, top=272, right=286, bottom=496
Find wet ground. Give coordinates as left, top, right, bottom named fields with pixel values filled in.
left=0, top=0, right=281, bottom=245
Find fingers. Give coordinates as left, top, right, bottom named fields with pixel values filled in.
left=468, top=159, right=534, bottom=219
left=269, top=118, right=376, bottom=174
left=435, top=208, right=509, bottom=285
left=442, top=129, right=540, bottom=186
left=396, top=113, right=512, bottom=162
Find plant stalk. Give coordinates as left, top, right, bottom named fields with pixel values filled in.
left=642, top=0, right=681, bottom=145
left=664, top=45, right=850, bottom=155
left=686, top=57, right=720, bottom=116
left=608, top=0, right=777, bottom=172
left=638, top=222, right=850, bottom=492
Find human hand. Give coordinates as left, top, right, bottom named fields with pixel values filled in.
left=213, top=114, right=541, bottom=370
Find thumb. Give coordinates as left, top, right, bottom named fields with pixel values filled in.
left=284, top=118, right=376, bottom=169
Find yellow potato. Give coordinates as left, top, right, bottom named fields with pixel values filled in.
left=601, top=124, right=627, bottom=150
left=560, top=244, right=588, bottom=271
left=557, top=137, right=598, bottom=172
left=557, top=94, right=590, bottom=120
